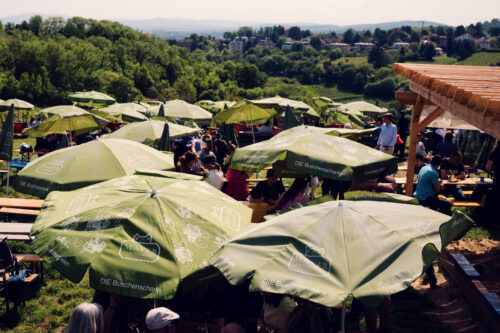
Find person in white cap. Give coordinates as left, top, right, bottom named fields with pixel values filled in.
left=145, top=307, right=180, bottom=333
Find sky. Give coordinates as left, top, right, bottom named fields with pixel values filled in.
left=1, top=0, right=499, bottom=26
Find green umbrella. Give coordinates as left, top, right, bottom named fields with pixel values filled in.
left=68, top=91, right=116, bottom=108
left=30, top=174, right=252, bottom=299
left=148, top=100, right=212, bottom=122
left=23, top=114, right=108, bottom=137
left=252, top=95, right=320, bottom=118
left=229, top=125, right=397, bottom=182
left=103, top=120, right=199, bottom=146
left=343, top=190, right=420, bottom=205
left=210, top=201, right=473, bottom=308
left=0, top=105, right=14, bottom=196
left=14, top=138, right=175, bottom=198
left=99, top=104, right=148, bottom=122
left=38, top=105, right=90, bottom=118
left=157, top=104, right=165, bottom=118
left=282, top=105, right=299, bottom=130
left=158, top=122, right=171, bottom=151
left=213, top=101, right=277, bottom=126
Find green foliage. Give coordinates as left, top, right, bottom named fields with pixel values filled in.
left=364, top=77, right=397, bottom=98
left=457, top=51, right=500, bottom=66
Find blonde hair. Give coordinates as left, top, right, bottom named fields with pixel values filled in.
left=63, top=302, right=103, bottom=333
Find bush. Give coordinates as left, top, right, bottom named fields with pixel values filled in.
left=364, top=77, right=397, bottom=98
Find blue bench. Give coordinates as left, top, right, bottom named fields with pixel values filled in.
left=8, top=158, right=31, bottom=170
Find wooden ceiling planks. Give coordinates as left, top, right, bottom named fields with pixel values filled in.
left=393, top=63, right=500, bottom=139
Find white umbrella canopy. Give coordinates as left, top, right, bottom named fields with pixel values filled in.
left=147, top=100, right=212, bottom=121
left=0, top=98, right=35, bottom=110
left=338, top=101, right=387, bottom=115
left=99, top=104, right=148, bottom=122
left=420, top=105, right=479, bottom=130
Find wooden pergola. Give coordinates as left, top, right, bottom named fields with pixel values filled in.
left=392, top=63, right=500, bottom=196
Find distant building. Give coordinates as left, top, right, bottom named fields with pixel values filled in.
left=228, top=37, right=248, bottom=53
left=329, top=43, right=351, bottom=52
left=391, top=42, right=409, bottom=49
left=256, top=40, right=276, bottom=49
left=176, top=41, right=193, bottom=51
left=281, top=42, right=293, bottom=50
left=476, top=37, right=491, bottom=50
left=439, top=36, right=448, bottom=47
left=353, top=42, right=375, bottom=52
left=457, top=33, right=472, bottom=41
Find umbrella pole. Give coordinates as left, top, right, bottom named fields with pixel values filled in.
left=250, top=105, right=255, bottom=144
left=339, top=300, right=346, bottom=333
left=6, top=163, right=9, bottom=197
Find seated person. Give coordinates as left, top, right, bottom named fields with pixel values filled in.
left=414, top=152, right=427, bottom=175
left=202, top=155, right=224, bottom=190
left=254, top=169, right=285, bottom=205
left=35, top=133, right=58, bottom=156
left=257, top=121, right=275, bottom=135
left=439, top=151, right=466, bottom=201
left=413, top=155, right=451, bottom=215
left=248, top=187, right=274, bottom=223
left=177, top=151, right=204, bottom=176
left=145, top=307, right=179, bottom=333
left=435, top=133, right=458, bottom=158
left=275, top=178, right=309, bottom=211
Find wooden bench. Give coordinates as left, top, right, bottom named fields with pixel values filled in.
left=453, top=201, right=484, bottom=208
left=15, top=254, right=44, bottom=283
left=0, top=207, right=40, bottom=217
left=0, top=198, right=44, bottom=209
left=0, top=234, right=32, bottom=241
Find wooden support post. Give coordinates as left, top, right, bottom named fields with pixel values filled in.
left=417, top=107, right=446, bottom=132
left=406, top=95, right=425, bottom=196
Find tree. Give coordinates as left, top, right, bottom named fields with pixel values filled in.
left=173, top=77, right=197, bottom=102
left=310, top=37, right=322, bottom=51
left=455, top=25, right=466, bottom=37
left=343, top=29, right=355, bottom=44
left=368, top=46, right=391, bottom=68
left=288, top=26, right=302, bottom=40
left=28, top=15, right=43, bottom=35
left=236, top=63, right=267, bottom=89
left=364, top=77, right=397, bottom=98
left=419, top=43, right=436, bottom=61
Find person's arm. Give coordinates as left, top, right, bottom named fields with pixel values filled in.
left=456, top=170, right=466, bottom=180
left=486, top=160, right=494, bottom=174
left=388, top=125, right=397, bottom=147
left=376, top=127, right=383, bottom=147
left=103, top=295, right=121, bottom=333
left=431, top=172, right=442, bottom=193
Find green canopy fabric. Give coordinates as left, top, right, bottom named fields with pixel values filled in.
left=157, top=104, right=165, bottom=118
left=252, top=96, right=320, bottom=118
left=213, top=101, right=277, bottom=126
left=196, top=100, right=237, bottom=113
left=158, top=122, right=171, bottom=151
left=0, top=98, right=34, bottom=110
left=38, top=105, right=90, bottom=118
left=23, top=114, right=108, bottom=137
left=68, top=91, right=116, bottom=107
left=103, top=120, right=199, bottom=146
left=134, top=169, right=203, bottom=181
left=147, top=100, right=212, bottom=121
left=282, top=105, right=299, bottom=131
left=0, top=104, right=14, bottom=161
left=338, top=101, right=387, bottom=115
left=343, top=190, right=420, bottom=205
left=313, top=97, right=334, bottom=108
left=30, top=174, right=252, bottom=299
left=229, top=125, right=397, bottom=182
left=324, top=127, right=376, bottom=141
left=99, top=104, right=148, bottom=122
left=210, top=201, right=473, bottom=307
left=14, top=138, right=175, bottom=198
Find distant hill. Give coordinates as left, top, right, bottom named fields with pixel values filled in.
left=0, top=14, right=445, bottom=38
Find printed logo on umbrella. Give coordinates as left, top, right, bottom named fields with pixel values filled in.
left=119, top=234, right=160, bottom=263
left=288, top=246, right=331, bottom=276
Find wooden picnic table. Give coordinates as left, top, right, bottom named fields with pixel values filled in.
left=395, top=177, right=493, bottom=186
left=0, top=198, right=44, bottom=209
left=0, top=222, right=33, bottom=235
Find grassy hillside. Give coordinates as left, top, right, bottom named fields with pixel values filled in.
left=457, top=52, right=500, bottom=66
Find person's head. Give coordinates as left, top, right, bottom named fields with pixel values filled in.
left=444, top=133, right=453, bottom=143
left=375, top=117, right=383, bottom=126
left=344, top=122, right=352, bottom=129
left=47, top=133, right=57, bottom=141
left=417, top=132, right=423, bottom=141
left=62, top=302, right=103, bottom=333
left=184, top=151, right=198, bottom=168
left=280, top=178, right=308, bottom=209
left=250, top=187, right=264, bottom=203
left=449, top=151, right=462, bottom=165
left=283, top=304, right=325, bottom=333
left=202, top=155, right=221, bottom=171
left=416, top=152, right=425, bottom=168
left=266, top=169, right=278, bottom=185
left=431, top=155, right=442, bottom=168
left=382, top=113, right=393, bottom=125
left=145, top=307, right=179, bottom=333
left=201, top=133, right=213, bottom=151
left=214, top=139, right=228, bottom=155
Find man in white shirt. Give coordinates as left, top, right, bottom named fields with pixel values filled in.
left=375, top=113, right=397, bottom=155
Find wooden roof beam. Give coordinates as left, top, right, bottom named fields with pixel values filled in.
left=395, top=91, right=433, bottom=105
